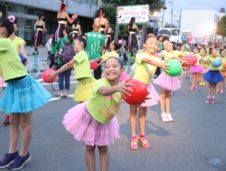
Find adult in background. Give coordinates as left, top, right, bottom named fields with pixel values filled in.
left=94, top=8, right=109, bottom=34
left=85, top=23, right=105, bottom=79
left=55, top=2, right=76, bottom=40
left=127, top=17, right=139, bottom=57
left=34, top=15, right=46, bottom=48
left=71, top=15, right=82, bottom=40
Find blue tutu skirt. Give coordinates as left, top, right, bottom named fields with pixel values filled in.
left=0, top=75, right=51, bottom=114
left=204, top=70, right=223, bottom=83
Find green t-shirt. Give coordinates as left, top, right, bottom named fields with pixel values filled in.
left=133, top=52, right=158, bottom=84
left=87, top=78, right=121, bottom=125
left=0, top=38, right=27, bottom=81
left=208, top=56, right=222, bottom=71
left=73, top=51, right=93, bottom=80
left=85, top=31, right=105, bottom=60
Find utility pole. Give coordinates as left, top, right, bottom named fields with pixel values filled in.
left=170, top=0, right=174, bottom=35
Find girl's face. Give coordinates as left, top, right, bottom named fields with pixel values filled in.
left=221, top=50, right=225, bottom=57
left=201, top=50, right=206, bottom=57
left=194, top=48, right=199, bottom=54
left=104, top=58, right=122, bottom=82
left=74, top=39, right=83, bottom=52
left=144, top=37, right=157, bottom=54
left=163, top=40, right=173, bottom=51
left=0, top=26, right=7, bottom=38
left=110, top=41, right=115, bottom=50
left=211, top=49, right=217, bottom=57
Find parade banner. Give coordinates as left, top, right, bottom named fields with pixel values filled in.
left=117, top=5, right=150, bottom=24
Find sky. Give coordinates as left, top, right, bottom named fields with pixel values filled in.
left=162, top=0, right=226, bottom=26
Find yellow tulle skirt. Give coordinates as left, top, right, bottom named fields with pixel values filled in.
left=73, top=77, right=96, bottom=102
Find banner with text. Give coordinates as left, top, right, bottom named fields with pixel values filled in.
left=117, top=5, right=150, bottom=24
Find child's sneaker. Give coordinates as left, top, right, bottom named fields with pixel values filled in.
left=139, top=135, right=151, bottom=149
left=166, top=113, right=174, bottom=122
left=194, top=86, right=199, bottom=91
left=8, top=153, right=31, bottom=170
left=220, top=90, right=224, bottom=94
left=211, top=97, right=216, bottom=104
left=130, top=136, right=139, bottom=150
left=0, top=151, right=18, bottom=168
left=205, top=96, right=211, bottom=104
left=161, top=113, right=168, bottom=122
left=190, top=85, right=195, bottom=90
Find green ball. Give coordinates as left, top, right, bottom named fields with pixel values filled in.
left=167, top=59, right=182, bottom=76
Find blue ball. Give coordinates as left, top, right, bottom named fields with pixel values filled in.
left=212, top=59, right=221, bottom=67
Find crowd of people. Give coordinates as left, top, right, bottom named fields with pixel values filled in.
left=0, top=2, right=226, bottom=171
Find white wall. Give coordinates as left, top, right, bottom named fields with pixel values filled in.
left=180, top=10, right=219, bottom=38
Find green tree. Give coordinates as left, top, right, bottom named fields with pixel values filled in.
left=217, top=15, right=226, bottom=37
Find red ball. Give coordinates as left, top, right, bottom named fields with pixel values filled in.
left=122, top=79, right=148, bottom=105
left=187, top=54, right=197, bottom=65
left=90, top=61, right=98, bottom=70
left=223, top=63, right=226, bottom=69
left=42, top=69, right=57, bottom=83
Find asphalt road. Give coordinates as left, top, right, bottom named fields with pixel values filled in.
left=1, top=59, right=226, bottom=171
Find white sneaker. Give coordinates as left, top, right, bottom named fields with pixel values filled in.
left=161, top=113, right=168, bottom=122
left=166, top=113, right=174, bottom=122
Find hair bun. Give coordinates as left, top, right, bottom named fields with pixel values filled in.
left=8, top=15, right=16, bottom=23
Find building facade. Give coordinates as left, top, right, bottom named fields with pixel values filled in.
left=0, top=0, right=100, bottom=45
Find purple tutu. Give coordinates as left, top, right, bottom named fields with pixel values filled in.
left=63, top=102, right=120, bottom=146
left=154, top=72, right=181, bottom=91
left=190, top=65, right=203, bottom=74
left=141, top=83, right=160, bottom=107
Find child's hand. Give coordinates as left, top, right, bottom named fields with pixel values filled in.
left=160, top=62, right=168, bottom=72
left=116, top=81, right=134, bottom=98
left=48, top=73, right=55, bottom=82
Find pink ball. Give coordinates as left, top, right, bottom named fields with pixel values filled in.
left=186, top=54, right=197, bottom=65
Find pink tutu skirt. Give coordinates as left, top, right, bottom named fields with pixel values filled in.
left=154, top=72, right=181, bottom=91
left=0, top=77, right=7, bottom=88
left=141, top=83, right=160, bottom=107
left=119, top=71, right=129, bottom=82
left=63, top=102, right=120, bottom=146
left=190, top=65, right=203, bottom=74
left=201, top=67, right=209, bottom=74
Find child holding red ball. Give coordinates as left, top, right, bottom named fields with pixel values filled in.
left=62, top=57, right=131, bottom=171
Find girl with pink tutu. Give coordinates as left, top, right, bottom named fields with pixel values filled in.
left=129, top=35, right=167, bottom=150
left=154, top=40, right=181, bottom=122
left=190, top=47, right=203, bottom=90
left=62, top=57, right=131, bottom=171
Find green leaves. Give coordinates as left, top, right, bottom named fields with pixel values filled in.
left=217, top=15, right=226, bottom=37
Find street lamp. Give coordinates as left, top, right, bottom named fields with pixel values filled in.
left=162, top=6, right=167, bottom=28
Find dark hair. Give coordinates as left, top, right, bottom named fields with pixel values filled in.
left=95, top=8, right=105, bottom=18
left=0, top=18, right=14, bottom=37
left=64, top=26, right=73, bottom=44
left=112, top=41, right=122, bottom=51
left=76, top=36, right=87, bottom=49
left=129, top=17, right=135, bottom=29
left=60, top=3, right=66, bottom=12
left=38, top=15, right=44, bottom=20
left=209, top=47, right=213, bottom=55
left=104, top=57, right=123, bottom=69
left=73, top=18, right=79, bottom=26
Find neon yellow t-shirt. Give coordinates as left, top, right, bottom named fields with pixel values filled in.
left=11, top=36, right=26, bottom=52
left=87, top=78, right=121, bottom=125
left=208, top=56, right=222, bottom=71
left=73, top=50, right=93, bottom=80
left=194, top=53, right=201, bottom=65
left=0, top=38, right=27, bottom=81
left=101, top=51, right=119, bottom=62
left=162, top=50, right=179, bottom=61
left=200, top=55, right=209, bottom=68
left=133, top=52, right=158, bottom=84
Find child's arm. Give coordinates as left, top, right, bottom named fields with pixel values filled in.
left=98, top=82, right=133, bottom=96
left=142, top=57, right=168, bottom=71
